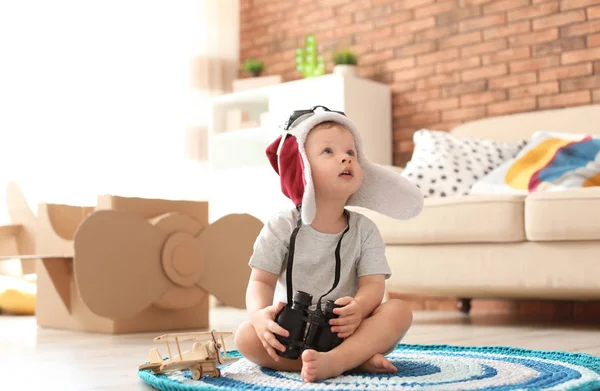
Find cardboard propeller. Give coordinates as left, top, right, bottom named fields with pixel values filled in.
left=73, top=210, right=262, bottom=320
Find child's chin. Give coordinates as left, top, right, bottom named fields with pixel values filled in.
left=330, top=185, right=360, bottom=198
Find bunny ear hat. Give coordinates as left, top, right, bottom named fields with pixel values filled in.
left=265, top=108, right=424, bottom=225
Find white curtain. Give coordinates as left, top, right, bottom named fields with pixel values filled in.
left=0, top=0, right=239, bottom=224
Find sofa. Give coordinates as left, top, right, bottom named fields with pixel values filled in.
left=352, top=104, right=600, bottom=313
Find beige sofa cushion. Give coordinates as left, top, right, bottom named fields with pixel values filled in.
left=525, top=187, right=600, bottom=241
left=350, top=194, right=526, bottom=244
left=384, top=241, right=600, bottom=300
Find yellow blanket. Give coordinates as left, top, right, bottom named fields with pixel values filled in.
left=0, top=275, right=36, bottom=315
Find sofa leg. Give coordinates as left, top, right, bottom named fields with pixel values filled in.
left=457, top=298, right=472, bottom=315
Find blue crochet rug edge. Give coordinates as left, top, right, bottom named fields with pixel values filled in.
left=138, top=343, right=600, bottom=391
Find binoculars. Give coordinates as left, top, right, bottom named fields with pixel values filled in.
left=274, top=290, right=344, bottom=359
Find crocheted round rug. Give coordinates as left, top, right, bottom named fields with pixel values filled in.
left=138, top=344, right=600, bottom=391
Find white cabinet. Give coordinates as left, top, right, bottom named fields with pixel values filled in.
left=207, top=74, right=391, bottom=222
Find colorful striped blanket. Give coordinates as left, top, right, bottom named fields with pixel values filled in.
left=506, top=136, right=600, bottom=192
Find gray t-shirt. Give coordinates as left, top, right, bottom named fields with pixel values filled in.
left=248, top=208, right=391, bottom=309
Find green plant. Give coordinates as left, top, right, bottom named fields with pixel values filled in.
left=243, top=59, right=264, bottom=77
left=295, top=34, right=325, bottom=78
left=333, top=48, right=357, bottom=66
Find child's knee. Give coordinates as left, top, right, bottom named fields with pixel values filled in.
left=389, top=299, right=413, bottom=330
left=394, top=299, right=413, bottom=321
left=234, top=321, right=259, bottom=355
left=378, top=299, right=413, bottom=332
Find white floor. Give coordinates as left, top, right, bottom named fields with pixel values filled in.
left=2, top=306, right=599, bottom=390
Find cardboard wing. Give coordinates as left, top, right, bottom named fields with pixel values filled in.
left=72, top=209, right=262, bottom=320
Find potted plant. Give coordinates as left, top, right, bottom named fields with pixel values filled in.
left=232, top=58, right=281, bottom=92
left=243, top=58, right=265, bottom=77
left=332, top=48, right=358, bottom=77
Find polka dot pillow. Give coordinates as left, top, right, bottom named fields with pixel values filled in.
left=401, top=129, right=527, bottom=198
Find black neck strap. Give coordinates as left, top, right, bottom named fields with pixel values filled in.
left=285, top=206, right=350, bottom=312
left=285, top=207, right=303, bottom=306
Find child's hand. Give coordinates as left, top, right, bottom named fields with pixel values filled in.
left=250, top=301, right=290, bottom=362
left=329, top=296, right=364, bottom=338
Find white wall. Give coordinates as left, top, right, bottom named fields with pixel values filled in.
left=0, top=1, right=239, bottom=223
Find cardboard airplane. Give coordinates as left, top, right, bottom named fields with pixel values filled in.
left=0, top=182, right=263, bottom=333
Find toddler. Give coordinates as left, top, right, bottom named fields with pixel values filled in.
left=234, top=106, right=423, bottom=382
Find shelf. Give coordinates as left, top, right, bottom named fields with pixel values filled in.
left=213, top=126, right=278, bottom=139
left=208, top=74, right=392, bottom=172
left=210, top=87, right=272, bottom=105
left=210, top=75, right=338, bottom=105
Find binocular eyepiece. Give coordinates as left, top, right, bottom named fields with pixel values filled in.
left=274, top=290, right=344, bottom=359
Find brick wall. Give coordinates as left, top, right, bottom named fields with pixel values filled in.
left=240, top=0, right=600, bottom=166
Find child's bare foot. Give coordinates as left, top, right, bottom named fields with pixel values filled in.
left=358, top=353, right=397, bottom=374
left=301, top=349, right=343, bottom=382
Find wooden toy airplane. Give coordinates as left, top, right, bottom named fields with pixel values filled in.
left=138, top=329, right=238, bottom=380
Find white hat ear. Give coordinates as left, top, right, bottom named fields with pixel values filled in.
left=288, top=111, right=424, bottom=221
